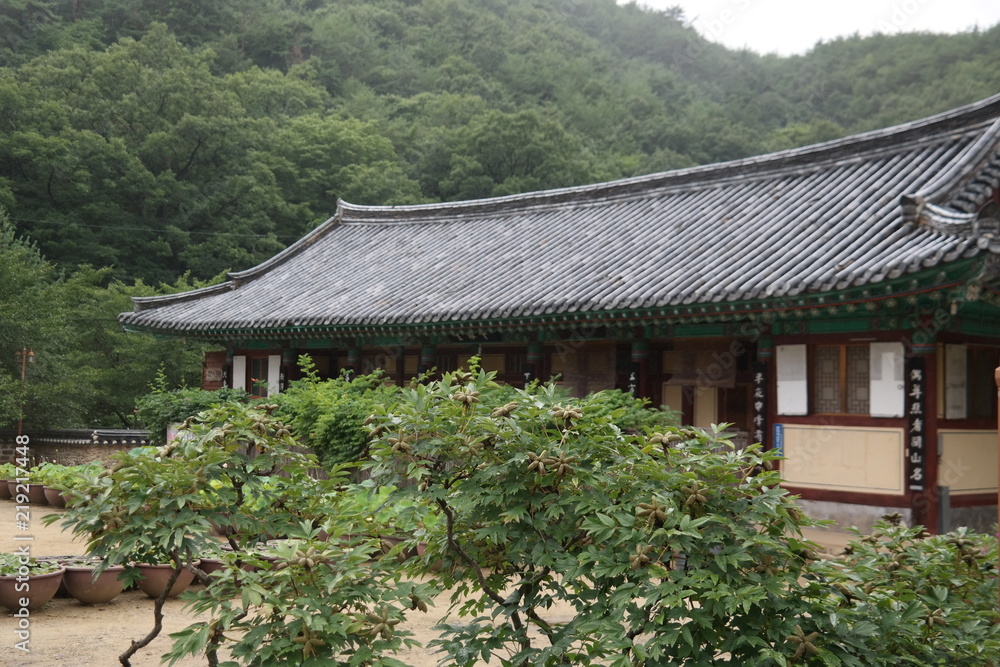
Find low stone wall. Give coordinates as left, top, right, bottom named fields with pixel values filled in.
left=799, top=493, right=995, bottom=535
left=945, top=505, right=997, bottom=534
left=0, top=429, right=151, bottom=466
left=796, top=498, right=913, bottom=535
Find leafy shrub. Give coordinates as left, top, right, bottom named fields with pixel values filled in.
left=181, top=537, right=428, bottom=665
left=30, top=461, right=102, bottom=490
left=272, top=359, right=400, bottom=467
left=49, top=402, right=434, bottom=665
left=28, top=461, right=61, bottom=486
left=802, top=519, right=1000, bottom=664
left=584, top=387, right=680, bottom=433
left=0, top=552, right=61, bottom=576
left=364, top=369, right=1000, bottom=665
left=134, top=368, right=250, bottom=443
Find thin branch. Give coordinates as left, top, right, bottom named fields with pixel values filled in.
left=437, top=498, right=506, bottom=607
left=205, top=610, right=247, bottom=666
left=118, top=560, right=184, bottom=666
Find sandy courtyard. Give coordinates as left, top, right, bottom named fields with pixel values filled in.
left=0, top=497, right=851, bottom=667
left=0, top=498, right=580, bottom=667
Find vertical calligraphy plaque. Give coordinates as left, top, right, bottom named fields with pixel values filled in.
left=753, top=361, right=767, bottom=447
left=906, top=357, right=926, bottom=492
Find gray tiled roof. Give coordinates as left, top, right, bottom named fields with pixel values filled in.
left=121, top=94, right=1000, bottom=337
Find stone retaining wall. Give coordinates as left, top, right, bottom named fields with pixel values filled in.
left=0, top=429, right=151, bottom=466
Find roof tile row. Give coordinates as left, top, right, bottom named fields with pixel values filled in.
left=121, top=94, right=1000, bottom=336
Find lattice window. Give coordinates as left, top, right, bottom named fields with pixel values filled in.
left=845, top=345, right=870, bottom=414
left=812, top=346, right=840, bottom=413
left=811, top=345, right=870, bottom=414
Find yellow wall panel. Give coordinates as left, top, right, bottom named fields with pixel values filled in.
left=939, top=430, right=998, bottom=494
left=693, top=387, right=718, bottom=430
left=780, top=425, right=904, bottom=494
left=661, top=383, right=684, bottom=416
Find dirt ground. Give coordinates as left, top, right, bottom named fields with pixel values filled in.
left=0, top=498, right=581, bottom=667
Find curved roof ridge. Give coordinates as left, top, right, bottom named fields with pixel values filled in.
left=130, top=282, right=233, bottom=311
left=228, top=212, right=342, bottom=283
left=131, top=212, right=345, bottom=310
left=900, top=115, right=1000, bottom=240
left=908, top=115, right=1000, bottom=206
left=337, top=92, right=1000, bottom=223
left=120, top=94, right=1000, bottom=335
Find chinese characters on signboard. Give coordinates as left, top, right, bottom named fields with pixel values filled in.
left=906, top=357, right=926, bottom=492
left=753, top=362, right=767, bottom=448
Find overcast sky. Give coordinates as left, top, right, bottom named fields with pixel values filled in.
left=629, top=0, right=1000, bottom=55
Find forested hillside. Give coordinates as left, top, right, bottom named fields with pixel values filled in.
left=1, top=0, right=999, bottom=429
left=2, top=0, right=999, bottom=283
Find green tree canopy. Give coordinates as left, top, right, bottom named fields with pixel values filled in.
left=0, top=206, right=208, bottom=430
left=0, top=208, right=56, bottom=427
left=0, top=24, right=422, bottom=282
left=44, top=267, right=211, bottom=428
left=439, top=108, right=604, bottom=200
left=3, top=2, right=999, bottom=283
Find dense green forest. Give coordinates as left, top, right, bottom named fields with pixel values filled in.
left=1, top=0, right=999, bottom=429
left=3, top=0, right=1000, bottom=283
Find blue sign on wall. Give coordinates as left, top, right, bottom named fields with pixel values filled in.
left=773, top=424, right=783, bottom=456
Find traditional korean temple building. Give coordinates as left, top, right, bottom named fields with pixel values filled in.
left=121, top=94, right=1000, bottom=534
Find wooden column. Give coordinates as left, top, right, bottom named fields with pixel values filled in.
left=280, top=348, right=295, bottom=391
left=907, top=343, right=935, bottom=533
left=903, top=340, right=936, bottom=533
left=525, top=341, right=544, bottom=387
left=630, top=339, right=650, bottom=399
left=223, top=349, right=233, bottom=390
